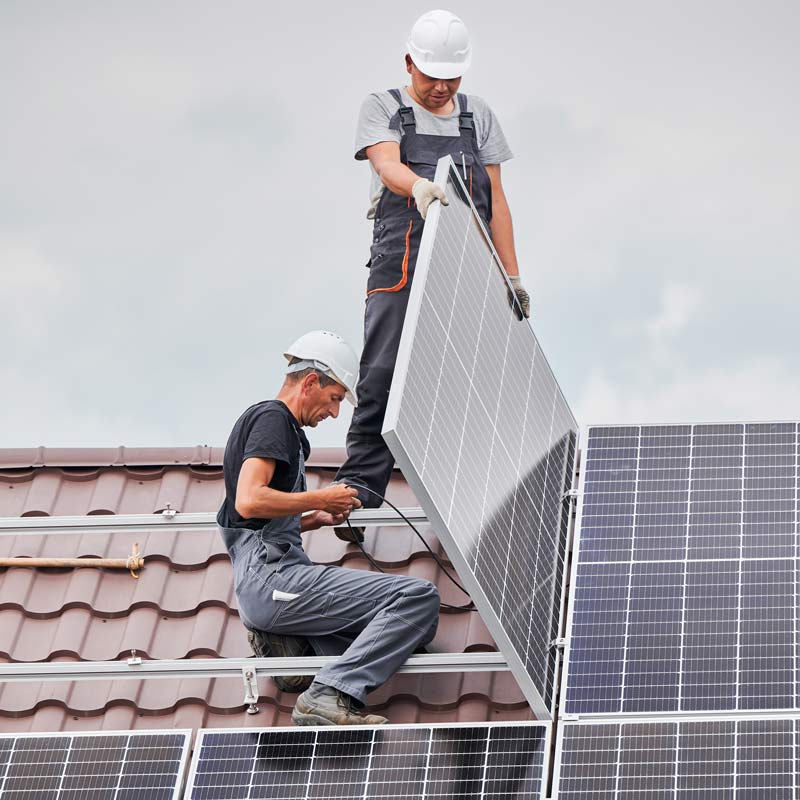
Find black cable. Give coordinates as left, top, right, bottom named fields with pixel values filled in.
left=341, top=483, right=475, bottom=613
left=345, top=481, right=470, bottom=594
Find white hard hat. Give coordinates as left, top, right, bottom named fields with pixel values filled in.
left=283, top=330, right=360, bottom=406
left=406, top=9, right=472, bottom=79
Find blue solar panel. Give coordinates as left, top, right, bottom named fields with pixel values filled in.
left=0, top=731, right=190, bottom=800
left=554, top=717, right=800, bottom=799
left=563, top=422, right=799, bottom=715
left=186, top=724, right=550, bottom=800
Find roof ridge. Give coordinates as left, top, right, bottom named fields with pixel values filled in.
left=0, top=446, right=349, bottom=469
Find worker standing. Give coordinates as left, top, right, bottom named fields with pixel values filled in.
left=335, top=10, right=530, bottom=538
left=218, top=331, right=440, bottom=725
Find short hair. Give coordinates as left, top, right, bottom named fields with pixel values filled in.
left=285, top=357, right=339, bottom=389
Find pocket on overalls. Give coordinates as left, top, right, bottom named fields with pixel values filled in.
left=320, top=591, right=380, bottom=623
left=247, top=540, right=293, bottom=587
left=367, top=236, right=414, bottom=295
left=233, top=543, right=289, bottom=631
left=274, top=587, right=379, bottom=625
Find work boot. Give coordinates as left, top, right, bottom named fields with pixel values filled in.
left=292, top=682, right=388, bottom=726
left=334, top=524, right=365, bottom=544
left=247, top=629, right=314, bottom=693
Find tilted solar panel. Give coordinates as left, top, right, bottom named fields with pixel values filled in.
left=554, top=716, right=800, bottom=799
left=563, top=422, right=800, bottom=715
left=383, top=156, right=578, bottom=718
left=0, top=730, right=190, bottom=800
left=186, top=723, right=550, bottom=800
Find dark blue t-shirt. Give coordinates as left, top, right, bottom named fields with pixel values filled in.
left=217, top=400, right=311, bottom=530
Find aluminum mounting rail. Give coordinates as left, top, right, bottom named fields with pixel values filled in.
left=0, top=652, right=508, bottom=682
left=0, top=507, right=428, bottom=536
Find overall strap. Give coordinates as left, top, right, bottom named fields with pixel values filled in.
left=456, top=93, right=475, bottom=134
left=292, top=431, right=307, bottom=491
left=388, top=88, right=416, bottom=130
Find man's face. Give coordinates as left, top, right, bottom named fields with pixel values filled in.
left=301, top=375, right=345, bottom=428
left=405, top=55, right=462, bottom=111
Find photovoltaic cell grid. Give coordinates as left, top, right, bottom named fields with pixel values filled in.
left=187, top=724, right=549, bottom=800
left=0, top=731, right=189, bottom=800
left=384, top=157, right=577, bottom=717
left=564, top=422, right=800, bottom=715
left=554, top=718, right=800, bottom=799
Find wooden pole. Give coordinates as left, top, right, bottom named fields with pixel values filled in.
left=0, top=544, right=144, bottom=575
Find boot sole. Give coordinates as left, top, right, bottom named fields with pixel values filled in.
left=291, top=711, right=339, bottom=726
left=291, top=709, right=388, bottom=726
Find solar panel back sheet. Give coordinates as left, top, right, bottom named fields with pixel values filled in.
left=383, top=156, right=578, bottom=718
left=563, top=422, right=800, bottom=716
left=0, top=730, right=190, bottom=800
left=186, top=723, right=550, bottom=800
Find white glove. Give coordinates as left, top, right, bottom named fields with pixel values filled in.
left=507, top=276, right=531, bottom=319
left=411, top=178, right=448, bottom=219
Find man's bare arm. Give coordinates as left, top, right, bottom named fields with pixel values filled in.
left=486, top=164, right=519, bottom=278
left=235, top=458, right=358, bottom=520
left=366, top=141, right=419, bottom=196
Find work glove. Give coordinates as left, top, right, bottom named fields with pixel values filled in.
left=412, top=178, right=448, bottom=219
left=507, top=275, right=531, bottom=319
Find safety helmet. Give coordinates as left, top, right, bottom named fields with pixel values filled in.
left=283, top=330, right=360, bottom=406
left=406, top=9, right=472, bottom=80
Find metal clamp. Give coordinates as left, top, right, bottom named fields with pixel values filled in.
left=161, top=503, right=177, bottom=520
left=549, top=638, right=567, bottom=650
left=242, top=667, right=259, bottom=715
left=562, top=488, right=579, bottom=503
left=127, top=649, right=142, bottom=666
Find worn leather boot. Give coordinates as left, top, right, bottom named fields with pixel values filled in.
left=292, top=682, right=388, bottom=726
left=247, top=629, right=313, bottom=693
left=333, top=524, right=365, bottom=544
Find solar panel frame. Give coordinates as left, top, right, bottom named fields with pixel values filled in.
left=0, top=729, right=192, bottom=800
left=552, top=714, right=800, bottom=799
left=561, top=420, right=800, bottom=718
left=382, top=155, right=578, bottom=719
left=185, top=722, right=552, bottom=800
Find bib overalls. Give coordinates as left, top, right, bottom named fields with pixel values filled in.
left=336, top=89, right=493, bottom=507
left=219, top=435, right=440, bottom=705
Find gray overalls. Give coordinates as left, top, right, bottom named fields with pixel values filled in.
left=219, top=437, right=440, bottom=705
left=336, top=89, right=494, bottom=508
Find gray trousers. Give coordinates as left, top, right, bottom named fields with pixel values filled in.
left=335, top=286, right=411, bottom=509
left=230, top=533, right=440, bottom=705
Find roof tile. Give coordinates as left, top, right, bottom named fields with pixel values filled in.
left=0, top=449, right=529, bottom=731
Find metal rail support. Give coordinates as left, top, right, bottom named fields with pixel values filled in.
left=242, top=667, right=260, bottom=715
left=0, top=652, right=509, bottom=683
left=0, top=508, right=429, bottom=537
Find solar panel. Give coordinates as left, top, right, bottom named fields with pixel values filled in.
left=563, top=422, right=800, bottom=716
left=383, top=155, right=578, bottom=718
left=0, top=730, right=190, bottom=800
left=186, top=723, right=550, bottom=800
left=553, top=716, right=800, bottom=799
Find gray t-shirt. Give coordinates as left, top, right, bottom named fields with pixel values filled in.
left=355, top=87, right=513, bottom=217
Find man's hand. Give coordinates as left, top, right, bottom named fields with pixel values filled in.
left=316, top=484, right=361, bottom=515
left=412, top=178, right=448, bottom=219
left=507, top=275, right=531, bottom=319
left=302, top=509, right=350, bottom=532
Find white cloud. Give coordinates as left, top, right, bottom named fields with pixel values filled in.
left=0, top=235, right=61, bottom=292
left=579, top=355, right=800, bottom=426
left=644, top=284, right=703, bottom=340
left=0, top=1, right=797, bottom=448
left=0, top=235, right=65, bottom=342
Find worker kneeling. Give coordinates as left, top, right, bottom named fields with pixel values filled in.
left=217, top=331, right=440, bottom=725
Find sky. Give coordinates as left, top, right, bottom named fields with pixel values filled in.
left=2, top=0, right=798, bottom=451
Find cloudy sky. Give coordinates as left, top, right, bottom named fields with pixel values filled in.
left=2, top=0, right=798, bottom=451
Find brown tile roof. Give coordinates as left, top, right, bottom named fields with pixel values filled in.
left=0, top=448, right=529, bottom=732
